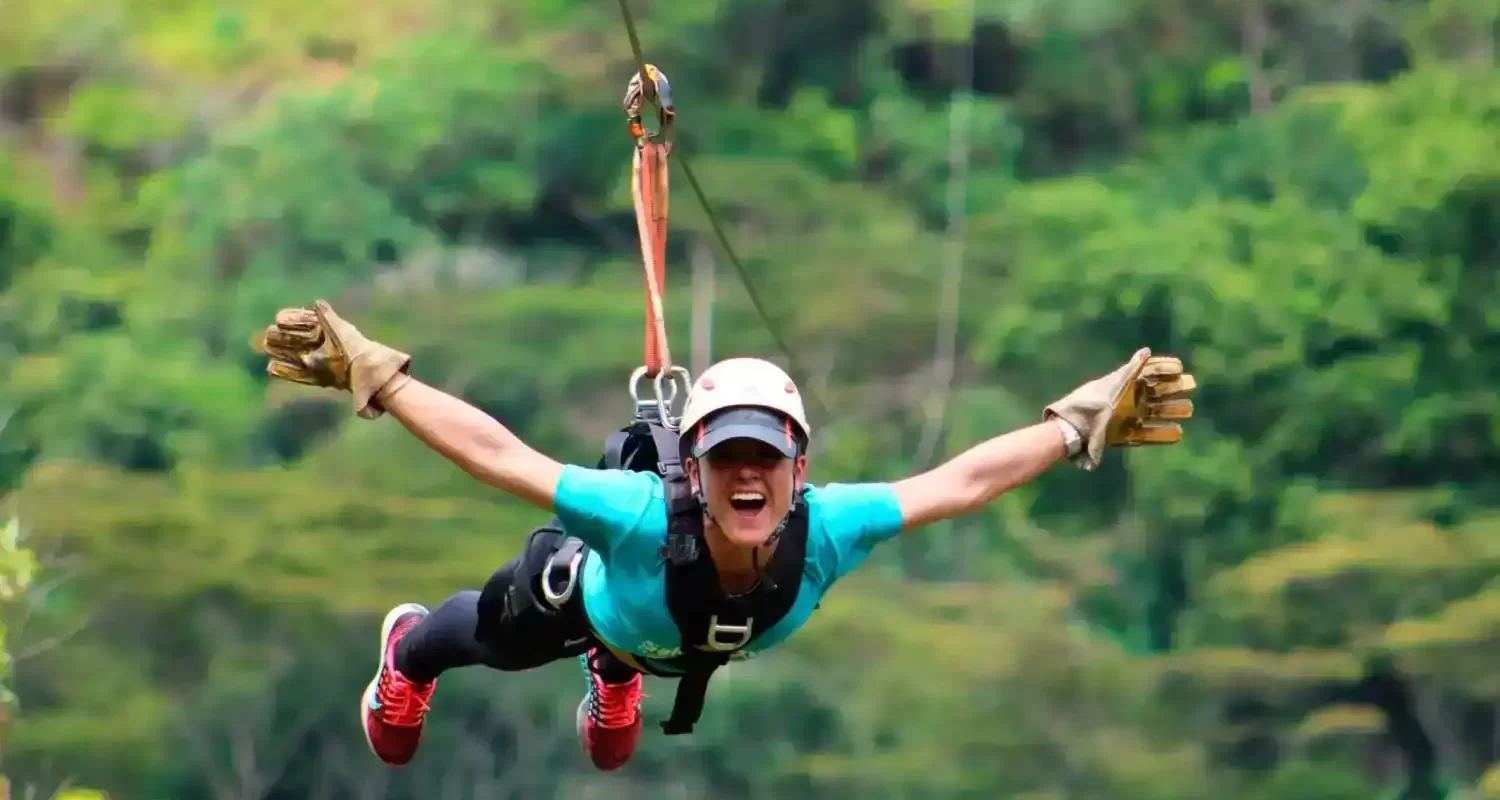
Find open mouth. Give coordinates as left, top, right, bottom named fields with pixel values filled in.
left=728, top=491, right=767, bottom=514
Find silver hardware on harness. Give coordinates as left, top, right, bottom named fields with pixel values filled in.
left=628, top=365, right=691, bottom=430
left=702, top=615, right=754, bottom=652
left=541, top=549, right=584, bottom=608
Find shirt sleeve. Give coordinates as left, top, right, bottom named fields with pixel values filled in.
left=810, top=482, right=905, bottom=580
left=553, top=464, right=663, bottom=556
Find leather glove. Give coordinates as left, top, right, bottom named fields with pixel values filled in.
left=252, top=300, right=412, bottom=420
left=1044, top=347, right=1196, bottom=471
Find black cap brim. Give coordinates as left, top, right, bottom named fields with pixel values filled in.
left=688, top=408, right=799, bottom=459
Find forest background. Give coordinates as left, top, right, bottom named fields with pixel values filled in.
left=3, top=0, right=1500, bottom=797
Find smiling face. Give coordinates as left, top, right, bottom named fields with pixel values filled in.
left=688, top=437, right=807, bottom=547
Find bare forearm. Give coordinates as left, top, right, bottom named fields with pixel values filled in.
left=895, top=421, right=1067, bottom=530
left=378, top=378, right=561, bottom=508
left=960, top=420, right=1068, bottom=507
left=946, top=421, right=1067, bottom=510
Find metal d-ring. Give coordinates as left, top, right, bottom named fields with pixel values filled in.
left=540, top=549, right=583, bottom=608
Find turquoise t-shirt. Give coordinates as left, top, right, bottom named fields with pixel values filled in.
left=553, top=464, right=904, bottom=673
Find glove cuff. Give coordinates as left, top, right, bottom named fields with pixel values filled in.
left=1050, top=415, right=1084, bottom=459
left=349, top=343, right=412, bottom=420
left=1043, top=348, right=1152, bottom=472
left=1044, top=405, right=1109, bottom=471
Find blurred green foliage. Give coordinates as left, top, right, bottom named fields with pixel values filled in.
left=3, top=0, right=1500, bottom=797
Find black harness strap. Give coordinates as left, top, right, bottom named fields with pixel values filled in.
left=653, top=425, right=808, bottom=734
left=602, top=430, right=633, bottom=471
left=599, top=417, right=656, bottom=473
left=593, top=404, right=810, bottom=736
left=657, top=495, right=807, bottom=734
left=660, top=671, right=716, bottom=735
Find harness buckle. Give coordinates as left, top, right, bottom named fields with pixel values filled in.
left=660, top=531, right=699, bottom=565
left=702, top=615, right=754, bottom=652
left=541, top=548, right=584, bottom=609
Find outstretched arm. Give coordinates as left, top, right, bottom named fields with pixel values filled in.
left=889, top=347, right=1197, bottom=532
left=255, top=300, right=565, bottom=513
left=892, top=420, right=1071, bottom=531
left=380, top=379, right=563, bottom=511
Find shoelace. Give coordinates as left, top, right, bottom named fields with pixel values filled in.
left=378, top=668, right=434, bottom=727
left=583, top=650, right=643, bottom=729
left=589, top=672, right=643, bottom=729
left=378, top=620, right=435, bottom=727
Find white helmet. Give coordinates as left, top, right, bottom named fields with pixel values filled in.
left=678, top=357, right=810, bottom=458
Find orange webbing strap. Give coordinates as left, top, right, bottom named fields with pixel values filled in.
left=624, top=64, right=676, bottom=378
left=633, top=141, right=671, bottom=377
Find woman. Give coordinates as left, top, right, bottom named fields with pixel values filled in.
left=255, top=300, right=1195, bottom=771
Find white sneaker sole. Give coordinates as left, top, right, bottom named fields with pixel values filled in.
left=575, top=695, right=590, bottom=749
left=361, top=602, right=430, bottom=763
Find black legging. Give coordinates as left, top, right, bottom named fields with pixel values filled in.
left=394, top=590, right=518, bottom=683
left=394, top=523, right=637, bottom=685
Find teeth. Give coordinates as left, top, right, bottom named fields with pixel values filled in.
left=731, top=492, right=765, bottom=501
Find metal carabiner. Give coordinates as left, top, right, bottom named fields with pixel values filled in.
left=628, top=364, right=691, bottom=429
left=628, top=365, right=651, bottom=407
left=655, top=365, right=691, bottom=429
left=623, top=63, right=675, bottom=144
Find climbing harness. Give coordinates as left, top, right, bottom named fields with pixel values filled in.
left=592, top=399, right=810, bottom=736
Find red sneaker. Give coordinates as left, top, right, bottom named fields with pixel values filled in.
left=361, top=603, right=438, bottom=766
left=575, top=648, right=644, bottom=770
